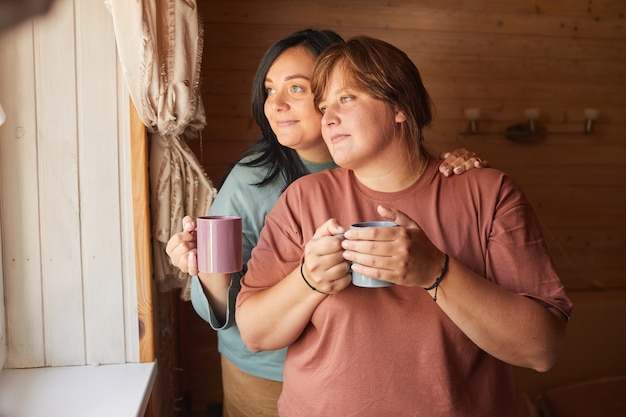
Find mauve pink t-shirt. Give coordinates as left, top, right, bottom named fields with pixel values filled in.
left=238, top=156, right=572, bottom=417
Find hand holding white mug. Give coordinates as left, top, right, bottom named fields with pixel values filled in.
left=341, top=205, right=446, bottom=288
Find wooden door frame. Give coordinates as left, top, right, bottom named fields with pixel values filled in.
left=129, top=99, right=154, bottom=363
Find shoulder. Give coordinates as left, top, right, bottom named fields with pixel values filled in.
left=217, top=155, right=285, bottom=191
left=225, top=155, right=270, bottom=182
left=430, top=162, right=528, bottom=208
left=271, top=168, right=349, bottom=211
left=467, top=167, right=525, bottom=198
left=434, top=157, right=520, bottom=190
left=210, top=158, right=285, bottom=216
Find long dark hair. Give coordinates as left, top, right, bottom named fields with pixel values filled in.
left=219, top=29, right=344, bottom=190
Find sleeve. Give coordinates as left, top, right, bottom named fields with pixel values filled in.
left=485, top=174, right=573, bottom=318
left=237, top=186, right=307, bottom=307
left=189, top=273, right=241, bottom=330
left=188, top=164, right=267, bottom=330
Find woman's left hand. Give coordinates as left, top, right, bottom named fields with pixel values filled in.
left=341, top=205, right=446, bottom=287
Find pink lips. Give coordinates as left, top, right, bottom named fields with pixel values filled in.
left=275, top=120, right=298, bottom=128
left=329, top=133, right=349, bottom=143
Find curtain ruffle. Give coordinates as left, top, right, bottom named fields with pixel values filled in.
left=107, top=0, right=215, bottom=299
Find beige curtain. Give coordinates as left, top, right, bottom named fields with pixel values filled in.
left=107, top=0, right=215, bottom=299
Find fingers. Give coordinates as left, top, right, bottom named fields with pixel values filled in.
left=449, top=156, right=487, bottom=175
left=375, top=205, right=419, bottom=229
left=474, top=158, right=490, bottom=168
left=168, top=238, right=197, bottom=274
left=165, top=216, right=198, bottom=274
left=182, top=215, right=196, bottom=231
left=341, top=210, right=410, bottom=270
left=312, top=218, right=346, bottom=239
left=186, top=250, right=199, bottom=276
left=304, top=225, right=352, bottom=294
left=165, top=231, right=185, bottom=257
left=339, top=207, right=439, bottom=287
left=341, top=230, right=402, bottom=264
left=302, top=249, right=352, bottom=294
left=438, top=148, right=489, bottom=177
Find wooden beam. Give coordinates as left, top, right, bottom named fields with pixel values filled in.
left=129, top=98, right=154, bottom=363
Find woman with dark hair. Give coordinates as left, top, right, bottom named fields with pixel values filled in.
left=167, top=30, right=487, bottom=417
left=236, top=36, right=572, bottom=416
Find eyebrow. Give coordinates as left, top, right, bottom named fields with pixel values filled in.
left=265, top=74, right=311, bottom=83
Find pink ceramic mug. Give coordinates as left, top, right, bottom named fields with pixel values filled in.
left=196, top=215, right=243, bottom=274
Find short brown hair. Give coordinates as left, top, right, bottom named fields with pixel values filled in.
left=311, top=36, right=433, bottom=161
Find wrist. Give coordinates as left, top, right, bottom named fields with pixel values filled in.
left=300, top=260, right=329, bottom=295
left=423, top=254, right=449, bottom=302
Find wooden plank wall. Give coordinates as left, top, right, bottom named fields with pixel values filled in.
left=177, top=0, right=626, bottom=414
left=196, top=0, right=626, bottom=290
left=0, top=0, right=139, bottom=368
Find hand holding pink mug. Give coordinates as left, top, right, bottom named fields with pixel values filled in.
left=196, top=215, right=243, bottom=274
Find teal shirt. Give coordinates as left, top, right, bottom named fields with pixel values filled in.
left=190, top=155, right=337, bottom=381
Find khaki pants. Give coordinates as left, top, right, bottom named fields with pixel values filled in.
left=221, top=355, right=282, bottom=417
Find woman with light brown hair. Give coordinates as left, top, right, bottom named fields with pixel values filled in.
left=236, top=36, right=572, bottom=416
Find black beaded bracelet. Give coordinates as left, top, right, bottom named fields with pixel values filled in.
left=423, top=254, right=449, bottom=302
left=300, top=260, right=328, bottom=295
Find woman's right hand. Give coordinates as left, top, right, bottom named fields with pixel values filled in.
left=301, top=219, right=352, bottom=295
left=439, top=148, right=489, bottom=177
left=165, top=215, right=199, bottom=276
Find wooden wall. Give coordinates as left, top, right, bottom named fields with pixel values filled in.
left=176, top=0, right=626, bottom=415
left=196, top=0, right=626, bottom=290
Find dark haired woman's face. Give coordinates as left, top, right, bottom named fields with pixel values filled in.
left=264, top=47, right=330, bottom=162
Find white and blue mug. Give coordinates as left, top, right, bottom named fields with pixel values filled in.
left=347, top=221, right=397, bottom=288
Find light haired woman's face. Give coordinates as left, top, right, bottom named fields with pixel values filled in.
left=263, top=46, right=330, bottom=162
left=318, top=66, right=406, bottom=173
